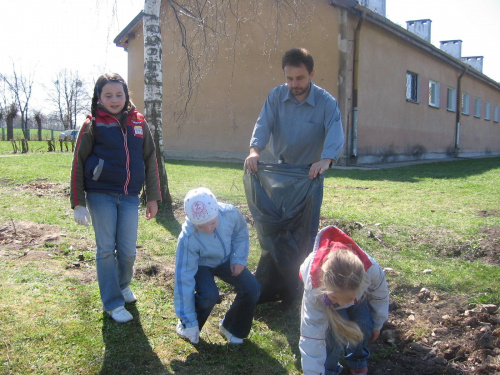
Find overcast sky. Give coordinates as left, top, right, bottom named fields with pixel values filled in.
left=1, top=0, right=498, bottom=112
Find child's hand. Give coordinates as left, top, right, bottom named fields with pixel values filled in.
left=74, top=206, right=91, bottom=226
left=231, top=264, right=245, bottom=277
left=369, top=329, right=380, bottom=343
left=146, top=201, right=158, bottom=220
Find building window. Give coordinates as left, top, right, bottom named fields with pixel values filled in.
left=474, top=97, right=481, bottom=118
left=446, top=87, right=456, bottom=112
left=484, top=102, right=491, bottom=121
left=429, top=80, right=440, bottom=108
left=406, top=71, right=419, bottom=103
left=494, top=105, right=499, bottom=123
left=462, top=93, right=470, bottom=115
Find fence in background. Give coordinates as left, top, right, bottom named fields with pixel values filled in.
left=1, top=128, right=61, bottom=141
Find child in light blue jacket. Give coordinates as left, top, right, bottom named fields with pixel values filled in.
left=174, top=187, right=261, bottom=344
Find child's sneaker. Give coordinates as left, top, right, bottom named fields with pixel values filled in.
left=106, top=306, right=133, bottom=323
left=121, top=287, right=137, bottom=303
left=350, top=366, right=368, bottom=374
left=218, top=319, right=244, bottom=344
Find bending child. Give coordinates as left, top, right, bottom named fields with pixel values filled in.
left=174, top=187, right=261, bottom=344
left=299, top=226, right=389, bottom=375
left=70, top=73, right=161, bottom=323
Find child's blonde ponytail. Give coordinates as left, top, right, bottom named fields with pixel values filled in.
left=321, top=249, right=365, bottom=346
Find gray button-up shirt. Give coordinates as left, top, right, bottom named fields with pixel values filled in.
left=250, top=83, right=344, bottom=166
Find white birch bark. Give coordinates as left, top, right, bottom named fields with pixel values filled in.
left=143, top=0, right=171, bottom=206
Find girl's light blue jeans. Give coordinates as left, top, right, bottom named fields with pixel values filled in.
left=324, top=299, right=374, bottom=375
left=87, top=192, right=140, bottom=311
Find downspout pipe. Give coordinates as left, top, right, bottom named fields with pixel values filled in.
left=455, top=66, right=467, bottom=157
left=349, top=11, right=365, bottom=163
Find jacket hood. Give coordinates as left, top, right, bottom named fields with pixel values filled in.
left=309, top=226, right=373, bottom=289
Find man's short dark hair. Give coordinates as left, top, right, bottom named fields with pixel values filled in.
left=282, top=48, right=314, bottom=74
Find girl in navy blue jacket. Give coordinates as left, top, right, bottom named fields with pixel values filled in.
left=70, top=73, right=161, bottom=323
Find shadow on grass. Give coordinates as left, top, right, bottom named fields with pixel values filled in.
left=254, top=301, right=303, bottom=373
left=165, top=156, right=500, bottom=183
left=155, top=204, right=183, bottom=238
left=100, top=304, right=171, bottom=375
left=330, top=156, right=500, bottom=183
left=170, top=339, right=289, bottom=374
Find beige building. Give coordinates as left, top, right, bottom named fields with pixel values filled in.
left=114, top=0, right=500, bottom=166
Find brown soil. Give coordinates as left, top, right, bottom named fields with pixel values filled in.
left=1, top=184, right=499, bottom=375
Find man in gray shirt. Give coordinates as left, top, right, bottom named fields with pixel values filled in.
left=244, top=47, right=345, bottom=251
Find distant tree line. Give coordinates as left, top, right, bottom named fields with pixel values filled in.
left=0, top=66, right=91, bottom=141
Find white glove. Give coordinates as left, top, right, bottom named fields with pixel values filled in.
left=176, top=320, right=199, bottom=344
left=74, top=206, right=91, bottom=226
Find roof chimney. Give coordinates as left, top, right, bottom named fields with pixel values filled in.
left=440, top=40, right=462, bottom=59
left=461, top=56, right=484, bottom=73
left=406, top=19, right=432, bottom=43
left=359, top=0, right=386, bottom=17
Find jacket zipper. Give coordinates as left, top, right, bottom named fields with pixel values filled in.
left=112, top=114, right=130, bottom=195
left=214, top=229, right=230, bottom=262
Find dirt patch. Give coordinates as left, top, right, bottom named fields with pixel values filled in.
left=369, top=290, right=500, bottom=374
left=1, top=219, right=499, bottom=374
left=1, top=178, right=69, bottom=198
left=135, top=264, right=175, bottom=285
left=0, top=220, right=64, bottom=253
left=477, top=210, right=500, bottom=218
left=23, top=180, right=69, bottom=198
left=476, top=226, right=500, bottom=266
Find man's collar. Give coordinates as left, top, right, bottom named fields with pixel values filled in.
left=283, top=82, right=316, bottom=106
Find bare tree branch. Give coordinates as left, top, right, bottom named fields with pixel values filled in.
left=1, top=65, right=35, bottom=139
left=46, top=70, right=89, bottom=130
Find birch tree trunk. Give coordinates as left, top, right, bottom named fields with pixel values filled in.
left=143, top=0, right=172, bottom=208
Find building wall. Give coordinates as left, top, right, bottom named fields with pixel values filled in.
left=353, top=18, right=500, bottom=163
left=157, top=0, right=342, bottom=161
left=126, top=26, right=145, bottom=114
left=356, top=23, right=457, bottom=161
left=121, top=0, right=500, bottom=165
left=459, top=74, right=500, bottom=156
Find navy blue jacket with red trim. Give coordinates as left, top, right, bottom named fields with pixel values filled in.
left=70, top=107, right=161, bottom=208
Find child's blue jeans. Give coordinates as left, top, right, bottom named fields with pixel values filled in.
left=324, top=299, right=374, bottom=375
left=87, top=192, right=139, bottom=311
left=194, top=259, right=261, bottom=338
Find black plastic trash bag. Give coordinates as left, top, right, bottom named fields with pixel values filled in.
left=243, top=162, right=322, bottom=304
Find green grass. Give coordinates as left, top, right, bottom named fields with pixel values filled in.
left=0, top=128, right=63, bottom=141
left=0, top=138, right=75, bottom=156
left=0, top=144, right=499, bottom=374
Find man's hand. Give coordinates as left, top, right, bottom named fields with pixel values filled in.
left=309, top=158, right=332, bottom=179
left=231, top=264, right=245, bottom=277
left=146, top=201, right=158, bottom=220
left=244, top=147, right=260, bottom=173
left=74, top=206, right=91, bottom=226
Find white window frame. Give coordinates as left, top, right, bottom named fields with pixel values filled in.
left=462, top=93, right=470, bottom=115
left=494, top=105, right=499, bottom=123
left=474, top=97, right=481, bottom=118
left=446, top=87, right=456, bottom=112
left=484, top=102, right=491, bottom=121
left=406, top=71, right=419, bottom=103
left=429, top=80, right=440, bottom=108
